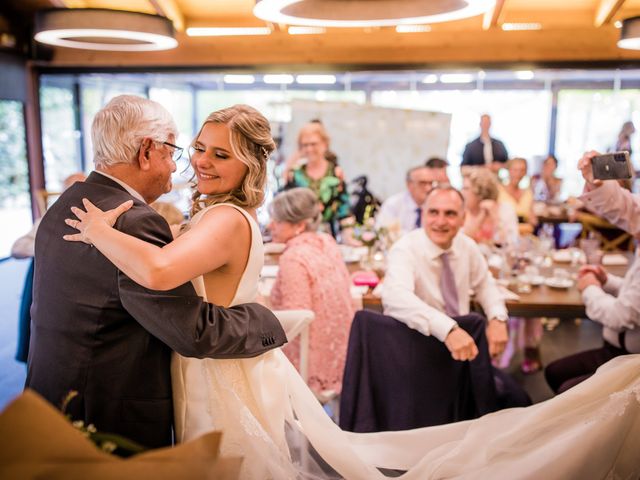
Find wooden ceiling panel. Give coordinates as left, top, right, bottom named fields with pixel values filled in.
left=65, top=0, right=156, bottom=14
left=504, top=0, right=599, bottom=10
left=175, top=0, right=255, bottom=18
left=501, top=8, right=595, bottom=27
left=6, top=0, right=639, bottom=67
left=617, top=0, right=640, bottom=19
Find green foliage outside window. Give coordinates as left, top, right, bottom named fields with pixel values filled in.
left=0, top=101, right=28, bottom=206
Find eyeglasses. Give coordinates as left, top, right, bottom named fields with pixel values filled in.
left=411, top=180, right=451, bottom=190
left=160, top=141, right=183, bottom=162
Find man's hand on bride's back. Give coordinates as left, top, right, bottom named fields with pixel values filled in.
left=63, top=198, right=133, bottom=244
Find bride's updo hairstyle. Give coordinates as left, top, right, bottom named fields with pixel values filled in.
left=191, top=104, right=276, bottom=216
left=269, top=187, right=323, bottom=233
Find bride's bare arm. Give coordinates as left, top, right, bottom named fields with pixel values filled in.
left=65, top=199, right=249, bottom=291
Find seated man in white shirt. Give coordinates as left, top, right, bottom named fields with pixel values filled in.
left=375, top=158, right=449, bottom=235
left=382, top=185, right=530, bottom=406
left=544, top=256, right=640, bottom=394
left=382, top=185, right=509, bottom=359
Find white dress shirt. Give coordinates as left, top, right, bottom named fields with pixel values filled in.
left=481, top=135, right=493, bottom=164
left=95, top=170, right=146, bottom=203
left=580, top=180, right=640, bottom=236
left=582, top=250, right=640, bottom=353
left=381, top=229, right=508, bottom=342
left=375, top=191, right=421, bottom=234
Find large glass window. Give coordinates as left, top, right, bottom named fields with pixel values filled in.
left=149, top=87, right=197, bottom=213
left=40, top=84, right=82, bottom=192
left=556, top=89, right=640, bottom=197
left=371, top=89, right=552, bottom=189
left=37, top=70, right=640, bottom=217
left=0, top=100, right=31, bottom=258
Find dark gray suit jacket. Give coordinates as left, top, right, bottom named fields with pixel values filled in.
left=26, top=172, right=286, bottom=448
left=461, top=136, right=509, bottom=166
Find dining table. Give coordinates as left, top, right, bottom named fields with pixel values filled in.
left=265, top=244, right=632, bottom=320
left=359, top=251, right=632, bottom=320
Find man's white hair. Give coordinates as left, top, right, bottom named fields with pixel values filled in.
left=91, top=95, right=177, bottom=168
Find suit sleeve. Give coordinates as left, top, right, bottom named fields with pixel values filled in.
left=580, top=180, right=640, bottom=236
left=495, top=140, right=509, bottom=163
left=461, top=142, right=472, bottom=166
left=116, top=209, right=286, bottom=359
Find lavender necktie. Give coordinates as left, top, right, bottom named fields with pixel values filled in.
left=440, top=252, right=460, bottom=317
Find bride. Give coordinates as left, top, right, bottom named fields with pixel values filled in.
left=64, top=104, right=640, bottom=479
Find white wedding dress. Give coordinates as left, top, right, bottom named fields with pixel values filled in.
left=172, top=204, right=640, bottom=479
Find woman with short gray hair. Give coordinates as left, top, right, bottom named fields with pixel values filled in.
left=269, top=187, right=354, bottom=400
left=269, top=187, right=322, bottom=233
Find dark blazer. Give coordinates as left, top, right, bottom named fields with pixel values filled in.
left=26, top=172, right=286, bottom=448
left=461, top=136, right=509, bottom=166
left=339, top=311, right=498, bottom=433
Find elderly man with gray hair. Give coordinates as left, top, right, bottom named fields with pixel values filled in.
left=26, top=95, right=286, bottom=448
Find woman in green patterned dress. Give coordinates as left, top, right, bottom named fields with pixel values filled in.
left=284, top=121, right=351, bottom=237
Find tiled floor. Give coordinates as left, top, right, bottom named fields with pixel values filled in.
left=505, top=318, right=602, bottom=404
left=0, top=256, right=602, bottom=412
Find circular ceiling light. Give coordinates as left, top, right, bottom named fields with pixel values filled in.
left=618, top=16, right=640, bottom=50
left=254, top=0, right=496, bottom=27
left=34, top=8, right=177, bottom=51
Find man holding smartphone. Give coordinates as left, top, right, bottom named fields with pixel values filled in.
left=578, top=150, right=640, bottom=236
left=544, top=151, right=640, bottom=393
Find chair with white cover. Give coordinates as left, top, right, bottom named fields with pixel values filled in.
left=272, top=309, right=315, bottom=383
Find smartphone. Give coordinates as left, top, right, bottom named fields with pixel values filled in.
left=591, top=151, right=633, bottom=180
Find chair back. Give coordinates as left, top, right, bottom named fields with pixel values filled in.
left=339, top=310, right=497, bottom=432
left=273, top=309, right=315, bottom=383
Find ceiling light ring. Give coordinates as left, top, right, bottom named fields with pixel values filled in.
left=254, top=0, right=496, bottom=27
left=618, top=16, right=640, bottom=50
left=34, top=8, right=177, bottom=51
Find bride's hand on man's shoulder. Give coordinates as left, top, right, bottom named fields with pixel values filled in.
left=63, top=198, right=133, bottom=244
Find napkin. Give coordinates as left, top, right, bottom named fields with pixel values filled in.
left=260, top=265, right=280, bottom=278
left=0, top=390, right=241, bottom=479
left=498, top=285, right=520, bottom=302
left=601, top=253, right=629, bottom=266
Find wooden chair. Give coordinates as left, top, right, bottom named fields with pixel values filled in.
left=577, top=211, right=634, bottom=251
left=34, top=189, right=62, bottom=216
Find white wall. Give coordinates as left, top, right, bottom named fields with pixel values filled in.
left=284, top=100, right=451, bottom=200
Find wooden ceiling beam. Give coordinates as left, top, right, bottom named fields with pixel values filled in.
left=148, top=0, right=185, bottom=31
left=594, top=0, right=626, bottom=27
left=483, top=0, right=506, bottom=31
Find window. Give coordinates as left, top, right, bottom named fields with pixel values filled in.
left=40, top=84, right=82, bottom=192
left=556, top=89, right=640, bottom=197
left=372, top=89, right=551, bottom=189
left=0, top=100, right=31, bottom=258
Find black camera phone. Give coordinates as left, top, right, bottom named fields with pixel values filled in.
left=591, top=151, right=633, bottom=180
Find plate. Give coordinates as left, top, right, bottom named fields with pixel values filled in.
left=545, top=277, right=573, bottom=289
left=551, top=250, right=572, bottom=263
left=518, top=274, right=545, bottom=286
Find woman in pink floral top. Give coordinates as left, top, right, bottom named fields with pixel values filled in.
left=269, top=188, right=354, bottom=398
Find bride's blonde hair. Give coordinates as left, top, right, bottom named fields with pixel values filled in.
left=190, top=104, right=276, bottom=217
